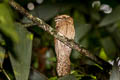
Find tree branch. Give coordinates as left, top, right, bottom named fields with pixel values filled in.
left=16, top=22, right=37, bottom=27
left=9, top=0, right=112, bottom=68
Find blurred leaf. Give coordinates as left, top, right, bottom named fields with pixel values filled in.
left=99, top=48, right=108, bottom=61
left=70, top=70, right=83, bottom=80
left=29, top=69, right=48, bottom=80
left=46, top=49, right=56, bottom=69
left=0, top=34, right=5, bottom=46
left=74, top=24, right=91, bottom=42
left=9, top=23, right=33, bottom=80
left=72, top=50, right=81, bottom=59
left=0, top=34, right=5, bottom=67
left=100, top=37, right=116, bottom=59
left=73, top=10, right=86, bottom=24
left=49, top=77, right=57, bottom=80
left=70, top=70, right=79, bottom=76
left=111, top=30, right=120, bottom=48
left=22, top=4, right=71, bottom=23
left=79, top=37, right=89, bottom=48
left=0, top=46, right=5, bottom=67
left=0, top=3, right=19, bottom=42
left=107, top=25, right=120, bottom=48
left=47, top=57, right=56, bottom=62
left=34, top=4, right=68, bottom=20
left=99, top=6, right=120, bottom=27
left=90, top=11, right=100, bottom=21
left=110, top=60, right=120, bottom=80
left=72, top=38, right=88, bottom=59
left=73, top=10, right=90, bottom=45
left=58, top=75, right=77, bottom=80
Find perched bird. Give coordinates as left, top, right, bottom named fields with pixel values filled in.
left=54, top=15, right=75, bottom=76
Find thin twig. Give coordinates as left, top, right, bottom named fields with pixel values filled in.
left=15, top=22, right=37, bottom=27
left=2, top=68, right=11, bottom=80
left=22, top=22, right=37, bottom=27
left=8, top=0, right=111, bottom=68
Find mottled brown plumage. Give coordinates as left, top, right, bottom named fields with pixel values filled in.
left=54, top=15, right=75, bottom=76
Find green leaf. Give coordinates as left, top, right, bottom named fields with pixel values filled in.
left=107, top=26, right=120, bottom=48
left=58, top=75, right=77, bottom=80
left=73, top=10, right=90, bottom=43
left=73, top=10, right=86, bottom=24
left=49, top=77, right=57, bottom=80
left=34, top=5, right=60, bottom=20
left=99, top=48, right=108, bottom=61
left=29, top=69, right=48, bottom=80
left=0, top=35, right=5, bottom=67
left=0, top=3, right=19, bottom=42
left=100, top=37, right=116, bottom=59
left=74, top=23, right=91, bottom=43
left=9, top=23, right=33, bottom=80
left=0, top=46, right=5, bottom=67
left=90, top=11, right=100, bottom=21
left=22, top=4, right=70, bottom=23
left=99, top=6, right=120, bottom=27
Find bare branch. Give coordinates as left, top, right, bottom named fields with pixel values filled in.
left=22, top=22, right=37, bottom=27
